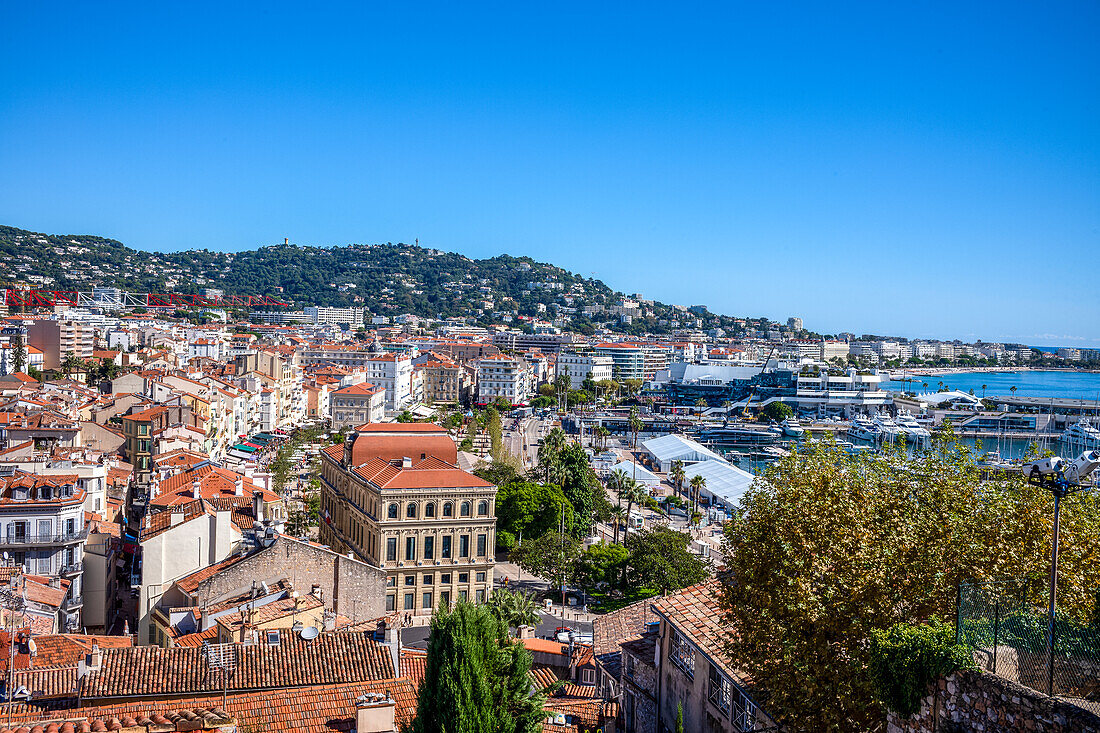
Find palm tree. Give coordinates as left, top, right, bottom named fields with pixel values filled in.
left=628, top=408, right=642, bottom=451
left=694, top=398, right=708, bottom=423
left=669, top=459, right=686, bottom=500
left=618, top=476, right=647, bottom=545
left=981, top=384, right=987, bottom=399
left=609, top=505, right=626, bottom=545
left=538, top=428, right=567, bottom=485
left=61, top=351, right=83, bottom=379
left=689, top=474, right=706, bottom=520
left=1010, top=385, right=1017, bottom=399
left=487, top=588, right=540, bottom=630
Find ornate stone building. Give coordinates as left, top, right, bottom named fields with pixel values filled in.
left=318, top=424, right=496, bottom=615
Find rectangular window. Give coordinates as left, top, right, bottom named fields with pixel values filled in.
left=441, top=536, right=452, bottom=559
left=476, top=534, right=486, bottom=557
left=708, top=664, right=732, bottom=714
left=459, top=590, right=468, bottom=602
left=386, top=538, right=397, bottom=562
left=476, top=589, right=485, bottom=603
left=476, top=571, right=486, bottom=583
left=670, top=628, right=695, bottom=678
left=405, top=536, right=416, bottom=561
left=732, top=688, right=758, bottom=732
left=424, top=536, right=434, bottom=559
left=423, top=574, right=433, bottom=585
left=386, top=576, right=395, bottom=587
left=441, top=591, right=450, bottom=607
left=458, top=572, right=469, bottom=584
left=422, top=592, right=432, bottom=609
left=404, top=593, right=414, bottom=610
left=459, top=535, right=469, bottom=558
left=405, top=575, right=416, bottom=586
left=386, top=595, right=395, bottom=612
left=441, top=573, right=451, bottom=584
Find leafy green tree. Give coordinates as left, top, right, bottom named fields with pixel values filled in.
left=868, top=620, right=973, bottom=717
left=720, top=431, right=1100, bottom=731
left=675, top=703, right=684, bottom=733
left=761, top=401, right=793, bottom=423
left=625, top=527, right=708, bottom=594
left=573, top=542, right=629, bottom=592
left=495, top=480, right=574, bottom=550
left=406, top=602, right=546, bottom=733
left=615, top=473, right=647, bottom=544
left=511, top=530, right=581, bottom=587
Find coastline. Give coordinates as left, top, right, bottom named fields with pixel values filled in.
left=891, top=366, right=1100, bottom=377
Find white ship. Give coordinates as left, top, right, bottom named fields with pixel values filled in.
left=895, top=410, right=931, bottom=447
left=848, top=416, right=879, bottom=442
left=1061, top=420, right=1100, bottom=450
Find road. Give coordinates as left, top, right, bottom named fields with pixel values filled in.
left=504, top=415, right=551, bottom=468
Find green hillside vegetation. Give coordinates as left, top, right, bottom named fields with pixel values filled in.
left=0, top=225, right=773, bottom=335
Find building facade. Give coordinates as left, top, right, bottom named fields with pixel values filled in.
left=318, top=425, right=497, bottom=615
left=556, top=352, right=613, bottom=386
left=476, top=354, right=529, bottom=405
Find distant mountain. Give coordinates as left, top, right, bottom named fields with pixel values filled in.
left=0, top=225, right=766, bottom=335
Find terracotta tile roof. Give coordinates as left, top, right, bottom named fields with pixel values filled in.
left=140, top=499, right=211, bottom=541
left=171, top=553, right=249, bottom=595
left=172, top=626, right=218, bottom=648
left=214, top=595, right=323, bottom=633
left=2, top=680, right=420, bottom=732
left=151, top=465, right=279, bottom=508
left=650, top=578, right=746, bottom=683
left=529, top=665, right=566, bottom=690
left=79, top=631, right=396, bottom=698
left=10, top=665, right=79, bottom=699
left=332, top=382, right=380, bottom=396
left=352, top=456, right=492, bottom=491
left=543, top=697, right=619, bottom=730
left=400, top=648, right=427, bottom=690
left=591, top=596, right=658, bottom=680
left=30, top=635, right=132, bottom=667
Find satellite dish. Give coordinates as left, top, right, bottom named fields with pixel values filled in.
left=299, top=626, right=320, bottom=640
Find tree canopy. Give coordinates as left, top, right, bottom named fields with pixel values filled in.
left=406, top=602, right=546, bottom=733
left=720, top=431, right=1100, bottom=731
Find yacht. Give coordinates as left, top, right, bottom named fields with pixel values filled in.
left=895, top=410, right=931, bottom=446
left=848, top=416, right=879, bottom=442
left=781, top=418, right=806, bottom=438
left=1061, top=420, right=1100, bottom=450
left=874, top=415, right=907, bottom=445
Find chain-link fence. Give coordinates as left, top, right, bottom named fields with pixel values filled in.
left=957, top=579, right=1100, bottom=711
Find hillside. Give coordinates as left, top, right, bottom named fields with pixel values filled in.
left=0, top=225, right=763, bottom=335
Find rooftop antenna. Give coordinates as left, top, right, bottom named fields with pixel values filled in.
left=202, top=641, right=237, bottom=708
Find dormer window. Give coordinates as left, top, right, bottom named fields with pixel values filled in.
left=12, top=488, right=28, bottom=502
left=40, top=487, right=52, bottom=501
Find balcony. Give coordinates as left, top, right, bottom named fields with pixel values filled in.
left=60, top=562, right=83, bottom=575
left=62, top=595, right=83, bottom=612
left=0, top=527, right=90, bottom=547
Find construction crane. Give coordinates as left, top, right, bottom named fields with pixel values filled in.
left=4, top=289, right=288, bottom=309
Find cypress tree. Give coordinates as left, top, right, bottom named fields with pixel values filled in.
left=407, top=602, right=546, bottom=733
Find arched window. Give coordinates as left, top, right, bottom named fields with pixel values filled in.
left=477, top=500, right=489, bottom=516
left=460, top=501, right=471, bottom=517
left=406, top=503, right=418, bottom=519
left=387, top=503, right=398, bottom=519
left=424, top=502, right=436, bottom=518
left=443, top=502, right=454, bottom=518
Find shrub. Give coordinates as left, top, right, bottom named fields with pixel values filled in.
left=868, top=620, right=974, bottom=717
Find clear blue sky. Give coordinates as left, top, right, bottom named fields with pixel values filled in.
left=2, top=2, right=1098, bottom=346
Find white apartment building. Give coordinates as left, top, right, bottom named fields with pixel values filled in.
left=366, top=353, right=414, bottom=412
left=555, top=353, right=613, bottom=386
left=477, top=355, right=530, bottom=405
left=304, top=306, right=368, bottom=327
left=0, top=471, right=88, bottom=631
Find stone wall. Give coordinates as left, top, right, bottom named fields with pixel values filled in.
left=887, top=670, right=1100, bottom=733
left=194, top=536, right=386, bottom=621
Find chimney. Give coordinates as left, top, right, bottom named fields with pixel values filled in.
left=170, top=509, right=184, bottom=527
left=234, top=476, right=244, bottom=497
left=400, top=456, right=412, bottom=468
left=191, top=478, right=202, bottom=499
left=311, top=584, right=323, bottom=604
left=252, top=490, right=265, bottom=523
left=517, top=625, right=533, bottom=640
left=355, top=693, right=396, bottom=733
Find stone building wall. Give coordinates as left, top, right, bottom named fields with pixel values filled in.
left=887, top=670, right=1100, bottom=733
left=194, top=536, right=386, bottom=620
